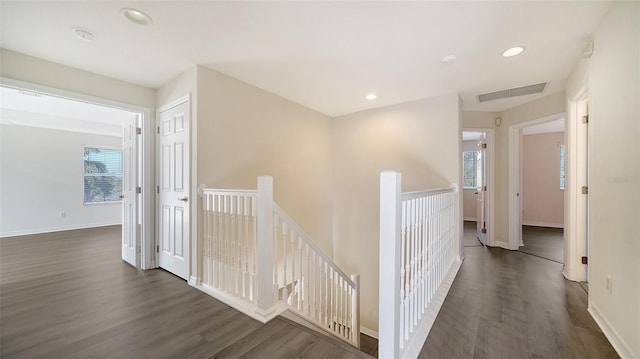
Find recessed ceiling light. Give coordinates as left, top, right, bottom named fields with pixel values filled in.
left=121, top=8, right=153, bottom=25
left=73, top=28, right=95, bottom=41
left=441, top=55, right=458, bottom=64
left=502, top=46, right=525, bottom=57
left=365, top=93, right=377, bottom=100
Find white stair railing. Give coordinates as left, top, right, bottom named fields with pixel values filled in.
left=274, top=204, right=360, bottom=347
left=379, top=171, right=462, bottom=359
left=199, top=176, right=360, bottom=348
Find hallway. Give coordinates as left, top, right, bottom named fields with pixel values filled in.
left=419, top=245, right=616, bottom=358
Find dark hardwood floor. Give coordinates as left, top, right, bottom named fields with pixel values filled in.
left=519, top=225, right=564, bottom=263
left=0, top=226, right=371, bottom=359
left=419, top=245, right=618, bottom=358
left=1, top=225, right=616, bottom=359
left=463, top=221, right=483, bottom=247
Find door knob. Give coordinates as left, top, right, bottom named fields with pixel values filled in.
left=178, top=196, right=189, bottom=202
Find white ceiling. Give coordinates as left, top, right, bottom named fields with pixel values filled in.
left=0, top=86, right=136, bottom=136
left=0, top=1, right=612, bottom=117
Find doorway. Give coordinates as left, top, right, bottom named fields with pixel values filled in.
left=461, top=129, right=494, bottom=248
left=0, top=78, right=153, bottom=269
left=507, top=113, right=568, bottom=263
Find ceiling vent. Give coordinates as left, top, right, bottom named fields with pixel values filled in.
left=477, top=82, right=547, bottom=103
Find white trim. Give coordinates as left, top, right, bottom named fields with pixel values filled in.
left=1, top=77, right=154, bottom=270
left=588, top=302, right=635, bottom=359
left=360, top=326, right=379, bottom=340
left=195, top=283, right=287, bottom=323
left=188, top=276, right=200, bottom=286
left=463, top=217, right=477, bottom=221
left=522, top=221, right=564, bottom=228
left=0, top=222, right=121, bottom=238
left=402, top=258, right=463, bottom=359
left=493, top=241, right=511, bottom=250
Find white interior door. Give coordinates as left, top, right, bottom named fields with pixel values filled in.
left=476, top=134, right=487, bottom=245
left=122, top=114, right=139, bottom=267
left=157, top=98, right=190, bottom=280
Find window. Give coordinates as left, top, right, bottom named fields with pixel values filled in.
left=560, top=144, right=566, bottom=190
left=83, top=147, right=122, bottom=204
left=463, top=151, right=479, bottom=189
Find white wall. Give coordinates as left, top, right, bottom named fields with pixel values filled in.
left=522, top=132, right=564, bottom=227
left=566, top=2, right=640, bottom=357
left=0, top=125, right=121, bottom=236
left=331, top=94, right=461, bottom=332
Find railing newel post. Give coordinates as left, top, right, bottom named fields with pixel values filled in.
left=256, top=176, right=275, bottom=318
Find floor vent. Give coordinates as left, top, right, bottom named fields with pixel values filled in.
left=477, top=82, right=547, bottom=103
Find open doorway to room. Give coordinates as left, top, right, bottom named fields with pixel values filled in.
left=0, top=80, right=152, bottom=269
left=507, top=114, right=566, bottom=265
left=461, top=129, right=494, bottom=248
left=519, top=119, right=566, bottom=264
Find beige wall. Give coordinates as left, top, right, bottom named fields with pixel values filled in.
left=522, top=132, right=564, bottom=227
left=566, top=2, right=639, bottom=357
left=194, top=66, right=335, bottom=257
left=332, top=94, right=461, bottom=331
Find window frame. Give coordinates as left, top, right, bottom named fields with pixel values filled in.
left=83, top=145, right=123, bottom=205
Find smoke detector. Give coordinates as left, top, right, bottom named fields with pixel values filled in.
left=73, top=28, right=95, bottom=41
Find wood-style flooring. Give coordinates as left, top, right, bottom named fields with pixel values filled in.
left=0, top=226, right=371, bottom=359
left=519, top=225, right=564, bottom=264
left=419, top=245, right=618, bottom=358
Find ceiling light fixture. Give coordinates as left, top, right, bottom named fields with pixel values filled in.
left=365, top=93, right=377, bottom=100
left=120, top=8, right=153, bottom=25
left=73, top=28, right=95, bottom=41
left=502, top=46, right=525, bottom=57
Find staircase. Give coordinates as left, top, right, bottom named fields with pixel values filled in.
left=196, top=176, right=360, bottom=348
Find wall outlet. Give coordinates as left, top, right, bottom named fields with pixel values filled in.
left=605, top=275, right=612, bottom=294
left=59, top=211, right=66, bottom=218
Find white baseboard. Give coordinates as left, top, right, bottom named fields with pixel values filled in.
left=360, top=326, right=378, bottom=339
left=0, top=222, right=122, bottom=238
left=196, top=283, right=287, bottom=324
left=522, top=221, right=564, bottom=228
left=588, top=302, right=635, bottom=359
left=492, top=241, right=511, bottom=250
left=463, top=217, right=477, bottom=222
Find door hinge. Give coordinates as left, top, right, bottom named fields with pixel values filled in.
left=481, top=228, right=487, bottom=234
left=136, top=186, right=142, bottom=194
left=481, top=143, right=487, bottom=149
left=483, top=186, right=487, bottom=191
left=581, top=256, right=588, bottom=264
left=156, top=245, right=159, bottom=253
left=582, top=115, right=589, bottom=124
left=157, top=186, right=160, bottom=194
left=157, top=126, right=160, bottom=134
left=136, top=127, right=142, bottom=135
left=581, top=186, right=589, bottom=195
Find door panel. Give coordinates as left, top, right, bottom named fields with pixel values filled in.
left=122, top=115, right=138, bottom=267
left=157, top=99, right=190, bottom=280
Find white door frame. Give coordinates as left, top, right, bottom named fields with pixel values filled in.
left=507, top=112, right=566, bottom=250
left=462, top=128, right=495, bottom=247
left=564, top=81, right=589, bottom=282
left=0, top=77, right=155, bottom=269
